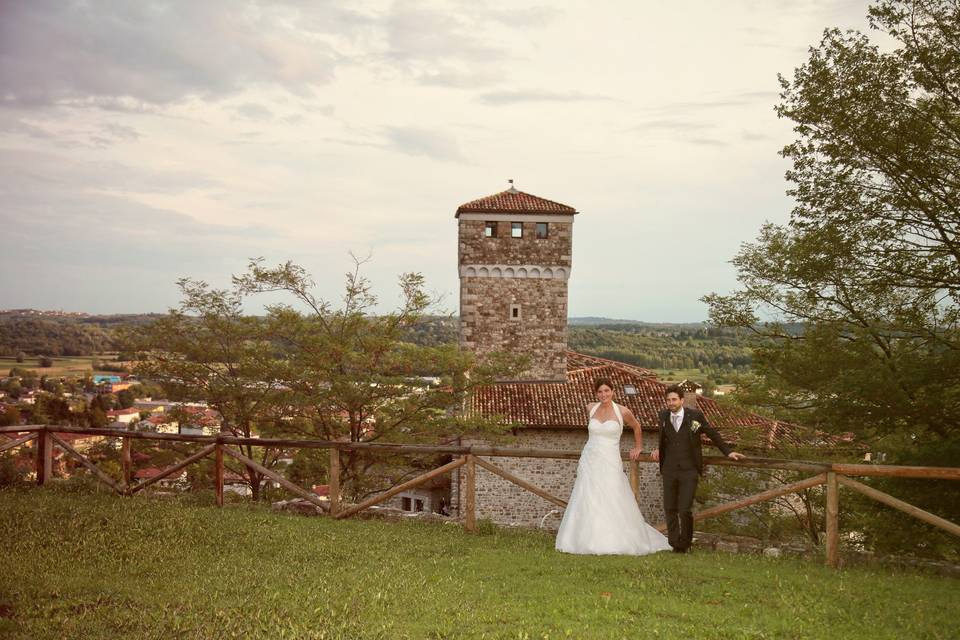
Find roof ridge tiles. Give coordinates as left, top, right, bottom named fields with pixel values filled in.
left=456, top=189, right=577, bottom=216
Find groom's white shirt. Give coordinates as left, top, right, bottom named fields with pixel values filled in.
left=670, top=407, right=684, bottom=432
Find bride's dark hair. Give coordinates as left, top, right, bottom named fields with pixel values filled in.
left=593, top=378, right=614, bottom=392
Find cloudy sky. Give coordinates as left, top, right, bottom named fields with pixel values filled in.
left=0, top=0, right=872, bottom=321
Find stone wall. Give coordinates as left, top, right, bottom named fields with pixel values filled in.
left=458, top=220, right=572, bottom=266
left=459, top=277, right=569, bottom=380
left=451, top=429, right=665, bottom=530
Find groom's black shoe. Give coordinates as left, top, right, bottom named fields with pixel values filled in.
left=672, top=546, right=689, bottom=554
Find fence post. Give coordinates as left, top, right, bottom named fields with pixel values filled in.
left=121, top=431, right=132, bottom=490
left=329, top=447, right=340, bottom=516
left=214, top=440, right=224, bottom=507
left=629, top=460, right=641, bottom=505
left=825, top=471, right=839, bottom=568
left=36, top=427, right=53, bottom=486
left=464, top=454, right=476, bottom=533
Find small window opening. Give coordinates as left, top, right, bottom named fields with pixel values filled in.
left=484, top=222, right=497, bottom=237
left=510, top=304, right=521, bottom=320
left=511, top=222, right=523, bottom=238
left=624, top=384, right=637, bottom=396
left=536, top=222, right=549, bottom=239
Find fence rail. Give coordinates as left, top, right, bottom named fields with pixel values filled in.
left=2, top=425, right=958, bottom=567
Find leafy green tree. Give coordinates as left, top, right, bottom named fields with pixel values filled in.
left=130, top=258, right=521, bottom=502
left=0, top=405, right=21, bottom=427
left=15, top=352, right=25, bottom=363
left=3, top=379, right=22, bottom=400
left=703, top=0, right=959, bottom=557
left=116, top=389, right=135, bottom=409
left=38, top=356, right=53, bottom=368
left=129, top=278, right=290, bottom=501
left=0, top=454, right=27, bottom=486
left=88, top=407, right=108, bottom=429
left=234, top=257, right=522, bottom=500
left=90, top=394, right=115, bottom=412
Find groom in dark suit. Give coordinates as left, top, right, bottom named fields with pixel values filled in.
left=645, top=384, right=744, bottom=553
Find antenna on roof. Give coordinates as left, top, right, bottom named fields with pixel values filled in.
left=507, top=178, right=518, bottom=193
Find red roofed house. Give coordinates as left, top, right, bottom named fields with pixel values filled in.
left=449, top=187, right=804, bottom=529
left=144, top=413, right=179, bottom=434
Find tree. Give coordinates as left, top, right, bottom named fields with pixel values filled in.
left=38, top=356, right=53, bottom=368
left=15, top=352, right=25, bottom=363
left=0, top=405, right=21, bottom=427
left=88, top=407, right=107, bottom=429
left=234, top=257, right=523, bottom=501
left=703, top=0, right=959, bottom=557
left=129, top=278, right=290, bottom=501
left=131, top=258, right=521, bottom=502
left=116, top=389, right=135, bottom=409
left=90, top=393, right=115, bottom=412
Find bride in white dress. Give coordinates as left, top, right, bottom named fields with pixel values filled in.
left=555, top=379, right=672, bottom=555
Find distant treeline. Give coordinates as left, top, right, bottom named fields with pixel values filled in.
left=0, top=313, right=159, bottom=356
left=0, top=313, right=761, bottom=374
left=567, top=326, right=756, bottom=372
left=401, top=318, right=759, bottom=374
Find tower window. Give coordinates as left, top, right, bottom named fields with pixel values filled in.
left=624, top=384, right=637, bottom=395
left=484, top=222, right=497, bottom=237
left=510, top=304, right=521, bottom=320
left=536, top=222, right=549, bottom=239
left=511, top=222, right=523, bottom=238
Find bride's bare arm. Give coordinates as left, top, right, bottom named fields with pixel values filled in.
left=623, top=406, right=645, bottom=460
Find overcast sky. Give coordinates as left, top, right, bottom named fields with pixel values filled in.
left=0, top=0, right=872, bottom=321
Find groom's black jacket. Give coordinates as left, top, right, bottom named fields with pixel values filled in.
left=657, top=407, right=734, bottom=476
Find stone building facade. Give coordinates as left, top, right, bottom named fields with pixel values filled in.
left=451, top=428, right=665, bottom=530
left=456, top=188, right=577, bottom=382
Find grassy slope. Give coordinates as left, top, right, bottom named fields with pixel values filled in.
left=0, top=487, right=957, bottom=640
left=0, top=356, right=104, bottom=377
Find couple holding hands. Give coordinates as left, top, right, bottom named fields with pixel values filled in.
left=555, top=381, right=745, bottom=555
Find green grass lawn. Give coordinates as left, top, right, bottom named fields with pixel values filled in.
left=1, top=486, right=957, bottom=640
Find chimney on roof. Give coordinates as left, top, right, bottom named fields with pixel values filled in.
left=678, top=379, right=702, bottom=409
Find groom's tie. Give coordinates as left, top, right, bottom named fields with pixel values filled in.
left=672, top=413, right=681, bottom=432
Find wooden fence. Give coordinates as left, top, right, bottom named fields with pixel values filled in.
left=2, top=425, right=958, bottom=568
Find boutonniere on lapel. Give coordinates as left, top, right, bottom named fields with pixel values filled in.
left=690, top=420, right=702, bottom=433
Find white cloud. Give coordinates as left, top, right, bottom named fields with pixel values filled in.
left=0, top=0, right=873, bottom=319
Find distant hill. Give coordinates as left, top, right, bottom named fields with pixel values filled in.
left=0, top=311, right=162, bottom=356
left=568, top=317, right=708, bottom=330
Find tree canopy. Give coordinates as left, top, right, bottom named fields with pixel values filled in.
left=703, top=0, right=959, bottom=557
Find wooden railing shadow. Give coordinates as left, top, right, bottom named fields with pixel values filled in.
left=2, top=425, right=958, bottom=568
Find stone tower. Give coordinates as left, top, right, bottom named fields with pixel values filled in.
left=456, top=186, right=578, bottom=381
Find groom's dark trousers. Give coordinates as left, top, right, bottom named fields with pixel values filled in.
left=657, top=408, right=734, bottom=551
left=661, top=424, right=699, bottom=550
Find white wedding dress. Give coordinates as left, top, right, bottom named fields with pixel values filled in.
left=555, top=402, right=672, bottom=555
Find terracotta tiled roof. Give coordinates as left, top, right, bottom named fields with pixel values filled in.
left=467, top=351, right=813, bottom=451
left=455, top=188, right=577, bottom=216
left=565, top=350, right=656, bottom=378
